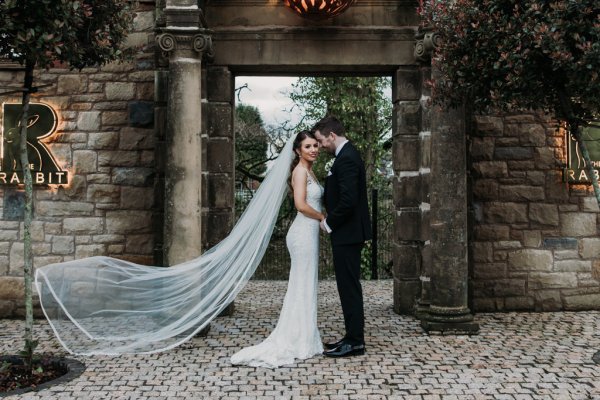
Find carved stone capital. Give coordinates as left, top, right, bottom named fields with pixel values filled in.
left=414, top=28, right=441, bottom=64
left=156, top=31, right=214, bottom=60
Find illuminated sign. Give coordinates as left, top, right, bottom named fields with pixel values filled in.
left=565, top=125, right=600, bottom=183
left=1, top=103, right=68, bottom=185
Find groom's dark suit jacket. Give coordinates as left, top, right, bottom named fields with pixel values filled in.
left=324, top=141, right=372, bottom=246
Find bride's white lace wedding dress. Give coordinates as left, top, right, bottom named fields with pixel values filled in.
left=231, top=170, right=324, bottom=368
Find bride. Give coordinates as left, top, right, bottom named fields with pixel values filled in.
left=231, top=130, right=324, bottom=368
left=34, top=130, right=325, bottom=356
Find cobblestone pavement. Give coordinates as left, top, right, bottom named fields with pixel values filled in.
left=1, top=280, right=599, bottom=400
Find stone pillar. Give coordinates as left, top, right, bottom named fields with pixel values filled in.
left=415, top=30, right=478, bottom=334
left=202, top=66, right=235, bottom=251
left=392, top=67, right=422, bottom=315
left=156, top=2, right=213, bottom=266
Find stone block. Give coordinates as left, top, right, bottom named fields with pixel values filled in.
left=394, top=209, right=420, bottom=240
left=106, top=210, right=152, bottom=234
left=499, top=185, right=545, bottom=202
left=523, top=230, right=541, bottom=247
left=534, top=147, right=555, bottom=168
left=527, top=171, right=546, bottom=186
left=207, top=140, right=234, bottom=173
left=474, top=225, right=510, bottom=241
left=88, top=132, right=119, bottom=149
left=508, top=249, right=552, bottom=272
left=473, top=179, right=498, bottom=200
left=473, top=263, right=506, bottom=280
left=473, top=242, right=493, bottom=263
left=534, top=290, right=563, bottom=311
left=3, top=189, right=25, bottom=221
left=529, top=272, right=578, bottom=289
left=0, top=300, right=15, bottom=318
left=206, top=103, right=233, bottom=138
left=202, top=212, right=233, bottom=247
left=207, top=67, right=233, bottom=103
left=133, top=10, right=155, bottom=31
left=560, top=213, right=597, bottom=237
left=392, top=243, right=421, bottom=278
left=52, top=236, right=75, bottom=255
left=393, top=102, right=421, bottom=135
left=37, top=201, right=94, bottom=217
left=105, top=82, right=136, bottom=101
left=126, top=234, right=154, bottom=254
left=98, top=150, right=138, bottom=167
left=504, top=296, right=535, bottom=310
left=563, top=293, right=600, bottom=310
left=543, top=237, right=577, bottom=250
left=87, top=184, right=120, bottom=203
left=494, top=241, right=522, bottom=250
left=112, top=168, right=154, bottom=186
left=472, top=161, right=507, bottom=178
left=420, top=132, right=431, bottom=169
left=554, top=260, right=591, bottom=273
left=128, top=101, right=154, bottom=128
left=73, top=150, right=98, bottom=173
left=92, top=234, right=125, bottom=243
left=494, top=146, right=533, bottom=160
left=545, top=171, right=569, bottom=201
left=119, top=127, right=155, bottom=150
left=592, top=260, right=600, bottom=281
left=121, top=186, right=155, bottom=209
left=580, top=238, right=600, bottom=259
left=393, top=138, right=419, bottom=171
left=393, top=277, right=420, bottom=315
left=8, top=242, right=24, bottom=274
left=102, top=111, right=128, bottom=126
left=483, top=202, right=528, bottom=224
left=75, top=244, right=106, bottom=258
left=77, top=111, right=101, bottom=131
left=63, top=218, right=103, bottom=234
left=0, top=276, right=24, bottom=300
left=529, top=204, right=559, bottom=226
left=393, top=67, right=420, bottom=101
left=207, top=175, right=233, bottom=209
left=393, top=174, right=421, bottom=207
left=474, top=116, right=503, bottom=136
left=581, top=197, right=600, bottom=212
left=517, top=124, right=546, bottom=146
left=57, top=75, right=88, bottom=94
left=469, top=137, right=495, bottom=161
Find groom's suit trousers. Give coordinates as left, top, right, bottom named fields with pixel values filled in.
left=332, top=243, right=364, bottom=344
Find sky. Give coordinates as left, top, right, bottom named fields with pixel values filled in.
left=235, top=76, right=301, bottom=128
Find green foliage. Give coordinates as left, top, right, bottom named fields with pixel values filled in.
left=0, top=0, right=134, bottom=69
left=235, top=104, right=269, bottom=186
left=419, top=0, right=600, bottom=123
left=289, top=77, right=392, bottom=185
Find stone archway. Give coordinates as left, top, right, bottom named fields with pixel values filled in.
left=155, top=0, right=479, bottom=334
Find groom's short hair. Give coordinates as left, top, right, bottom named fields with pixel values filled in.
left=313, top=116, right=345, bottom=137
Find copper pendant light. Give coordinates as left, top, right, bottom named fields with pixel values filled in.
left=284, top=0, right=356, bottom=21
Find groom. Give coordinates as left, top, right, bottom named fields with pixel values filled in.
left=313, top=116, right=372, bottom=358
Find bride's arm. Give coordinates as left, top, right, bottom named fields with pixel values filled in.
left=292, top=168, right=325, bottom=221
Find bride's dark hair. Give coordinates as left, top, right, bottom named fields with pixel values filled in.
left=288, top=130, right=315, bottom=193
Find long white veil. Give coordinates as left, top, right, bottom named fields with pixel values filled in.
left=35, top=137, right=295, bottom=355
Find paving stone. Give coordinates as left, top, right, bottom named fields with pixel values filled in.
left=0, top=281, right=598, bottom=399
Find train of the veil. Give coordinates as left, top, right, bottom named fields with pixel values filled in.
left=35, top=136, right=295, bottom=355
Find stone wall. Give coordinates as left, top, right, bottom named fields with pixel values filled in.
left=470, top=113, right=600, bottom=311
left=0, top=2, right=157, bottom=317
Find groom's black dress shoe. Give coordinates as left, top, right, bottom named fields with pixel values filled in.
left=324, top=338, right=345, bottom=350
left=323, top=341, right=365, bottom=358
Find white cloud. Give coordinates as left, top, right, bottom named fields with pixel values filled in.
left=235, top=76, right=300, bottom=127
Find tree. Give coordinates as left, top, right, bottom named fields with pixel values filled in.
left=288, top=77, right=392, bottom=185
left=288, top=77, right=393, bottom=279
left=234, top=104, right=269, bottom=189
left=419, top=0, right=600, bottom=204
left=0, top=0, right=133, bottom=371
